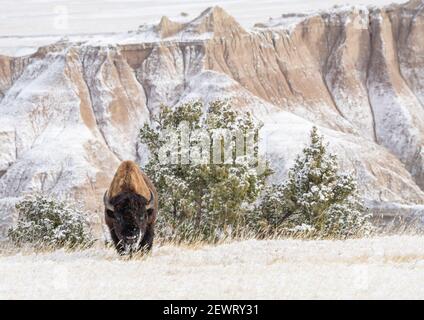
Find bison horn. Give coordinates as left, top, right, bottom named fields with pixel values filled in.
left=103, top=190, right=114, bottom=212
left=146, top=190, right=155, bottom=210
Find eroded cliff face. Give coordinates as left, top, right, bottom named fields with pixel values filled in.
left=0, top=55, right=29, bottom=99
left=202, top=4, right=424, bottom=191
left=0, top=2, right=423, bottom=236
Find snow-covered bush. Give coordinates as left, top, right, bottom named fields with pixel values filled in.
left=140, top=101, right=272, bottom=243
left=257, top=127, right=373, bottom=238
left=8, top=195, right=95, bottom=249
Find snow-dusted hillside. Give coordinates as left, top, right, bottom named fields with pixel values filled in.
left=1, top=1, right=406, bottom=36
left=0, top=1, right=424, bottom=237
left=0, top=1, right=409, bottom=56
left=1, top=236, right=424, bottom=299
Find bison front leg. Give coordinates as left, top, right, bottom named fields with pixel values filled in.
left=139, top=224, right=154, bottom=253
left=108, top=227, right=126, bottom=255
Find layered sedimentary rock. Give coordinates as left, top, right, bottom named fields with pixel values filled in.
left=0, top=2, right=423, bottom=236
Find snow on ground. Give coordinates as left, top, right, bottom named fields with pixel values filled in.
left=0, top=0, right=408, bottom=56
left=1, top=236, right=424, bottom=299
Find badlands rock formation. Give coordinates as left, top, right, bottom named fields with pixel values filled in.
left=0, top=2, right=423, bottom=236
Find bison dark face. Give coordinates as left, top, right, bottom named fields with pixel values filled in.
left=104, top=191, right=154, bottom=254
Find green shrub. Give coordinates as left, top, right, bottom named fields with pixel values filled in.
left=140, top=100, right=272, bottom=243
left=140, top=101, right=373, bottom=242
left=256, top=126, right=373, bottom=238
left=8, top=195, right=95, bottom=249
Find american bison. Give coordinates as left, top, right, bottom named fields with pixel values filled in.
left=104, top=160, right=158, bottom=255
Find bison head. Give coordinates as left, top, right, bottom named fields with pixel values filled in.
left=104, top=190, right=154, bottom=253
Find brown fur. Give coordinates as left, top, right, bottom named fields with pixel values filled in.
left=108, top=161, right=152, bottom=200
